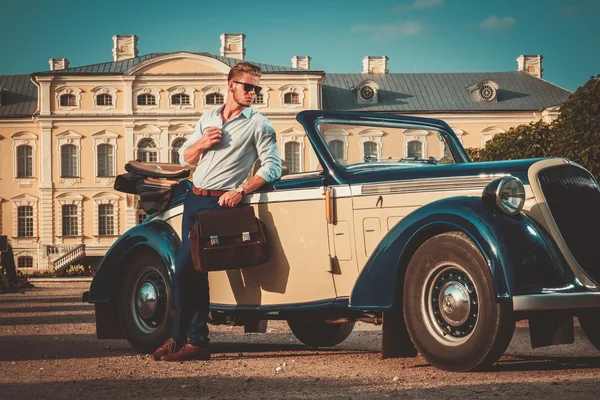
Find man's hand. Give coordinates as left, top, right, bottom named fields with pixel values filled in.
left=218, top=190, right=243, bottom=208
left=196, top=127, right=222, bottom=151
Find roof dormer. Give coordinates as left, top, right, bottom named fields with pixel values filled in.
left=467, top=80, right=499, bottom=102
left=353, top=80, right=380, bottom=104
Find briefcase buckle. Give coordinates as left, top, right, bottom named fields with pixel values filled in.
left=242, top=232, right=251, bottom=242
left=210, top=235, right=219, bottom=245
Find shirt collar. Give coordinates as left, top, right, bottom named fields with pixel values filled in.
left=216, top=106, right=254, bottom=119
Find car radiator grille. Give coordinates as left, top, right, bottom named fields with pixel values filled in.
left=538, top=165, right=600, bottom=283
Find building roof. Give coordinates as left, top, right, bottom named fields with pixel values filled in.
left=33, top=52, right=320, bottom=75
left=0, top=74, right=38, bottom=118
left=322, top=71, right=571, bottom=112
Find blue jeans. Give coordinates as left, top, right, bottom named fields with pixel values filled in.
left=172, top=190, right=220, bottom=347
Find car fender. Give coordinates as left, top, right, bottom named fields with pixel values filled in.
left=349, top=196, right=570, bottom=310
left=87, top=220, right=180, bottom=303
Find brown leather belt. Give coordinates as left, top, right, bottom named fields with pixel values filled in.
left=191, top=186, right=227, bottom=197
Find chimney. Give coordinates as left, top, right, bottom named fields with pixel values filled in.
left=112, top=35, right=139, bottom=62
left=292, top=56, right=311, bottom=70
left=220, top=33, right=246, bottom=60
left=362, top=56, right=389, bottom=74
left=48, top=58, right=69, bottom=71
left=517, top=55, right=543, bottom=79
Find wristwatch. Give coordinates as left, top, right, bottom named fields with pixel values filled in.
left=235, top=186, right=246, bottom=196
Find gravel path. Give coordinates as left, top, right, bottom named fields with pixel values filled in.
left=1, top=282, right=600, bottom=399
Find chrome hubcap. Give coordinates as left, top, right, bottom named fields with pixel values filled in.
left=423, top=264, right=479, bottom=345
left=136, top=282, right=158, bottom=319
left=131, top=267, right=168, bottom=334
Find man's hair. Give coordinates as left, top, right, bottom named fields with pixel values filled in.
left=227, top=62, right=262, bottom=82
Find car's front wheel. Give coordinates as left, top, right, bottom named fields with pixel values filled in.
left=288, top=319, right=355, bottom=347
left=118, top=251, right=173, bottom=353
left=403, top=232, right=515, bottom=372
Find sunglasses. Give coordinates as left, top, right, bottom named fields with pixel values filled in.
left=233, top=81, right=262, bottom=95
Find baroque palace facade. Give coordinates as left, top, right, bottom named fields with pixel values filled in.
left=0, top=33, right=571, bottom=271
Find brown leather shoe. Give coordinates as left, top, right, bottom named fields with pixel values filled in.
left=161, top=343, right=211, bottom=362
left=151, top=338, right=179, bottom=361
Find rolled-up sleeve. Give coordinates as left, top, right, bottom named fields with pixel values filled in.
left=254, top=119, right=282, bottom=183
left=178, top=118, right=204, bottom=167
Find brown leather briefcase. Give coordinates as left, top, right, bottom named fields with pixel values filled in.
left=189, top=206, right=269, bottom=272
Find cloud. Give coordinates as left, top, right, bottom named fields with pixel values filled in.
left=396, top=0, right=444, bottom=11
left=480, top=15, right=516, bottom=31
left=350, top=21, right=424, bottom=41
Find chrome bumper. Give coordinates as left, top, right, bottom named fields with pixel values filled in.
left=513, top=292, right=600, bottom=312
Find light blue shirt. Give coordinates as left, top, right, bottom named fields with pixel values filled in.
left=179, top=106, right=282, bottom=190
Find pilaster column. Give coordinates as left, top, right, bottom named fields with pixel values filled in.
left=309, top=80, right=320, bottom=109
left=159, top=123, right=169, bottom=162
left=124, top=123, right=135, bottom=162
left=38, top=121, right=54, bottom=245
left=123, top=77, right=134, bottom=115
left=36, top=77, right=53, bottom=116
left=125, top=194, right=138, bottom=230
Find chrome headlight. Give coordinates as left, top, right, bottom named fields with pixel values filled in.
left=482, top=176, right=525, bottom=216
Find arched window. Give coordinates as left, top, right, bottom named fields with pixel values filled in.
left=96, top=93, right=113, bottom=106
left=363, top=141, right=377, bottom=162
left=137, top=139, right=158, bottom=162
left=61, top=144, right=78, bottom=178
left=60, top=94, right=76, bottom=107
left=407, top=140, right=423, bottom=158
left=17, top=206, right=34, bottom=237
left=97, top=144, right=114, bottom=176
left=62, top=204, right=78, bottom=236
left=172, top=93, right=190, bottom=105
left=206, top=93, right=224, bottom=105
left=18, top=256, right=33, bottom=268
left=98, top=204, right=115, bottom=235
left=171, top=138, right=186, bottom=164
left=16, top=145, right=33, bottom=178
left=284, top=92, right=300, bottom=104
left=284, top=142, right=301, bottom=174
left=328, top=140, right=344, bottom=161
left=137, top=94, right=156, bottom=106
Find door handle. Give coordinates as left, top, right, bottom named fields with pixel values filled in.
left=325, top=187, right=334, bottom=224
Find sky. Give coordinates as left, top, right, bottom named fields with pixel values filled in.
left=1, top=0, right=598, bottom=92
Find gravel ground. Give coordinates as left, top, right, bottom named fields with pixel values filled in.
left=1, top=282, right=600, bottom=399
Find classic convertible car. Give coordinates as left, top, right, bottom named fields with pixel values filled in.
left=84, top=110, right=600, bottom=371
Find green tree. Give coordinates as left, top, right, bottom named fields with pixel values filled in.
left=475, top=120, right=553, bottom=162
left=551, top=74, right=600, bottom=180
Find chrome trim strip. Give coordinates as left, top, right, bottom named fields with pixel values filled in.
left=152, top=204, right=183, bottom=221
left=358, top=174, right=509, bottom=196
left=513, top=292, right=600, bottom=311
left=242, top=186, right=353, bottom=204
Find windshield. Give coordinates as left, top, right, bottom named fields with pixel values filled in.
left=315, top=120, right=460, bottom=170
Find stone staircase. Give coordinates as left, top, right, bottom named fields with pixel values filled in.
left=46, top=244, right=86, bottom=271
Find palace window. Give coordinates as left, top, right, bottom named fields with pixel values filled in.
left=407, top=140, right=423, bottom=158
left=328, top=140, right=344, bottom=161
left=97, top=144, right=114, bottom=176
left=363, top=141, right=378, bottom=162
left=98, top=204, right=115, bottom=236
left=18, top=256, right=33, bottom=268
left=16, top=145, right=33, bottom=178
left=137, top=138, right=158, bottom=162
left=137, top=94, right=156, bottom=106
left=60, top=144, right=78, bottom=178
left=17, top=206, right=34, bottom=237
left=253, top=93, right=264, bottom=104
left=60, top=94, right=77, bottom=107
left=171, top=138, right=186, bottom=164
left=96, top=93, right=113, bottom=106
left=284, top=92, right=300, bottom=104
left=284, top=141, right=301, bottom=174
left=137, top=210, right=148, bottom=225
left=62, top=204, right=78, bottom=236
left=206, top=93, right=224, bottom=105
left=172, top=93, right=190, bottom=105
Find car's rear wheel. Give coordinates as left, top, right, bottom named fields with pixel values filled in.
left=578, top=312, right=600, bottom=351
left=118, top=251, right=173, bottom=353
left=287, top=319, right=355, bottom=347
left=403, top=232, right=515, bottom=371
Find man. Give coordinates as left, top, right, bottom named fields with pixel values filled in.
left=152, top=62, right=282, bottom=362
